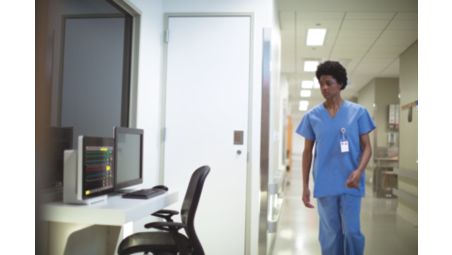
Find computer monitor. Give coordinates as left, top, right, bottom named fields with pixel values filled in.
left=64, top=135, right=114, bottom=204
left=80, top=136, right=115, bottom=199
left=114, top=127, right=143, bottom=191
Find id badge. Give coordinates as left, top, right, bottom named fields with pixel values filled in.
left=340, top=140, right=349, bottom=153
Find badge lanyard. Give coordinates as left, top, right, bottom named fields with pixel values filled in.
left=340, top=128, right=349, bottom=153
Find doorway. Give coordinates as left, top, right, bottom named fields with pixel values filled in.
left=162, top=15, right=252, bottom=255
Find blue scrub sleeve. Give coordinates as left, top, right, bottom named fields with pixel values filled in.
left=358, top=109, right=376, bottom=135
left=296, top=114, right=316, bottom=140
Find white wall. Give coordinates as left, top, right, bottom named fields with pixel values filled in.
left=162, top=2, right=275, bottom=255
left=291, top=113, right=305, bottom=157
left=126, top=0, right=276, bottom=254
left=269, top=28, right=283, bottom=182
left=277, top=75, right=289, bottom=170
left=124, top=0, right=165, bottom=232
left=128, top=0, right=164, bottom=190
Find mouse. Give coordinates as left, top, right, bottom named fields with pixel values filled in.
left=153, top=185, right=168, bottom=191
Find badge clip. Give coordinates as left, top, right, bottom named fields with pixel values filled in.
left=340, top=128, right=349, bottom=153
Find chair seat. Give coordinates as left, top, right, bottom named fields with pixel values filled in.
left=118, top=231, right=190, bottom=255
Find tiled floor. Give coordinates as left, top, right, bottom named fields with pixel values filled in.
left=270, top=158, right=418, bottom=255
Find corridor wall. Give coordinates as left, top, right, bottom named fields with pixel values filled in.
left=358, top=78, right=399, bottom=184
left=397, top=41, right=418, bottom=225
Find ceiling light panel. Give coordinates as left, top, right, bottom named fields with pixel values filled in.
left=299, top=100, right=310, bottom=111
left=306, top=28, right=327, bottom=46
left=313, top=77, right=320, bottom=89
left=304, top=60, right=319, bottom=72
left=301, top=80, right=314, bottom=89
left=300, top=90, right=312, bottom=98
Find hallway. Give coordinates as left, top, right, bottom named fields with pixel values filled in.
left=271, top=155, right=418, bottom=255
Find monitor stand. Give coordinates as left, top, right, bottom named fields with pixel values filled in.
left=80, top=195, right=108, bottom=205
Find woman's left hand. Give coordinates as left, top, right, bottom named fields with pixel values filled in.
left=346, top=170, right=361, bottom=189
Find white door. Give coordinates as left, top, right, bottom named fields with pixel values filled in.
left=163, top=16, right=251, bottom=255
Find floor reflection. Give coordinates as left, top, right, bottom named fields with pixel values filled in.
left=271, top=158, right=418, bottom=255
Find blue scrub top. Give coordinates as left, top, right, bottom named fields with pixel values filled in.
left=296, top=100, right=376, bottom=198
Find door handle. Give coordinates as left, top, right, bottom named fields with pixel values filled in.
left=236, top=150, right=242, bottom=155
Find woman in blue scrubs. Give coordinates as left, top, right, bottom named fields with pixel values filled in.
left=296, top=61, right=376, bottom=255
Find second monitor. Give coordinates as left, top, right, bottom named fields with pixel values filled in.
left=114, top=127, right=144, bottom=191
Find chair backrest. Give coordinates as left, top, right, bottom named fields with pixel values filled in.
left=179, top=165, right=210, bottom=255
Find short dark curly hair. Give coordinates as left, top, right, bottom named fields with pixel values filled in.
left=315, top=61, right=348, bottom=90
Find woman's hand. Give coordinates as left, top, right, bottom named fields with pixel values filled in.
left=346, top=170, right=362, bottom=189
left=302, top=187, right=315, bottom=208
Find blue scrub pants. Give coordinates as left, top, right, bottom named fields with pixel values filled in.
left=317, top=194, right=365, bottom=255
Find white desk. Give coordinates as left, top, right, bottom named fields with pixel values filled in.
left=41, top=191, right=178, bottom=255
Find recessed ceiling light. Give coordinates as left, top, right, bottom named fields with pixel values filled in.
left=300, top=90, right=312, bottom=98
left=299, top=100, right=310, bottom=111
left=306, top=28, right=327, bottom=46
left=301, top=80, right=314, bottom=89
left=304, top=60, right=319, bottom=72
left=313, top=77, right=320, bottom=89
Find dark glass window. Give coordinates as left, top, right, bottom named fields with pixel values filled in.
left=36, top=0, right=133, bottom=190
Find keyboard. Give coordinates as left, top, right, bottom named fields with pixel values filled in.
left=122, top=188, right=167, bottom=199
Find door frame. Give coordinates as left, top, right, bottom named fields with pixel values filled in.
left=160, top=13, right=255, bottom=254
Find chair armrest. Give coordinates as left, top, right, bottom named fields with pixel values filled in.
left=144, top=221, right=186, bottom=232
left=151, top=209, right=179, bottom=222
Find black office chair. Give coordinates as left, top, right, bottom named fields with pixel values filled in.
left=117, top=165, right=210, bottom=255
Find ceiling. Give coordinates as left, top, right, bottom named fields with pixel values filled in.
left=276, top=0, right=418, bottom=116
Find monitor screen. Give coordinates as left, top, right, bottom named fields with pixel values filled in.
left=114, top=127, right=143, bottom=190
left=82, top=136, right=114, bottom=199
